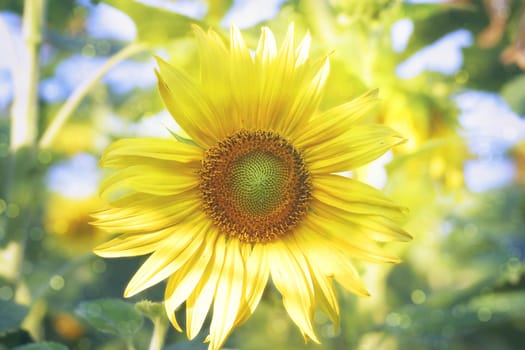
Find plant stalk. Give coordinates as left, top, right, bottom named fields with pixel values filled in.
left=3, top=0, right=45, bottom=306
left=10, top=0, right=45, bottom=150
left=38, top=43, right=146, bottom=149
left=148, top=318, right=168, bottom=350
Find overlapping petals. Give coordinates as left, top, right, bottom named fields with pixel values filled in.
left=93, top=23, right=411, bottom=350
left=156, top=24, right=330, bottom=147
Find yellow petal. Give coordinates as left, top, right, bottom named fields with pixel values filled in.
left=313, top=174, right=407, bottom=219
left=192, top=25, right=233, bottom=138
left=92, top=191, right=200, bottom=234
left=164, top=228, right=218, bottom=333
left=100, top=138, right=202, bottom=169
left=267, top=239, right=319, bottom=343
left=230, top=25, right=250, bottom=58
left=208, top=238, right=245, bottom=350
left=234, top=243, right=270, bottom=327
left=192, top=25, right=229, bottom=91
left=228, top=25, right=258, bottom=131
left=304, top=213, right=400, bottom=264
left=295, top=31, right=311, bottom=67
left=312, top=199, right=412, bottom=242
left=155, top=57, right=221, bottom=148
left=99, top=164, right=199, bottom=198
left=256, top=27, right=277, bottom=64
left=270, top=23, right=298, bottom=133
left=186, top=234, right=226, bottom=340
left=312, top=270, right=340, bottom=329
left=295, top=229, right=370, bottom=296
left=93, top=227, right=174, bottom=258
left=124, top=218, right=210, bottom=297
left=291, top=232, right=340, bottom=326
left=306, top=124, right=405, bottom=173
left=293, top=89, right=379, bottom=147
left=278, top=23, right=296, bottom=70
left=280, top=57, right=329, bottom=137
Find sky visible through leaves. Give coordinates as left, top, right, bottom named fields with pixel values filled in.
left=1, top=0, right=521, bottom=198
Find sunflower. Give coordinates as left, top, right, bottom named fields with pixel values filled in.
left=93, top=24, right=411, bottom=350
left=45, top=194, right=105, bottom=255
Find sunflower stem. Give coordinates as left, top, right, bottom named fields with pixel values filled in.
left=38, top=43, right=147, bottom=149
left=10, top=0, right=45, bottom=151
left=148, top=317, right=168, bottom=350
left=126, top=340, right=137, bottom=350
left=2, top=0, right=45, bottom=307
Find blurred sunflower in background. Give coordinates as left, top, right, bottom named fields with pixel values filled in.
left=92, top=24, right=411, bottom=350
left=44, top=194, right=105, bottom=255
left=377, top=86, right=469, bottom=191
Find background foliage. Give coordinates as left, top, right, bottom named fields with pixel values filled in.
left=1, top=0, right=524, bottom=349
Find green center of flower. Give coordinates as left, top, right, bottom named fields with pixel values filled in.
left=229, top=151, right=287, bottom=216
left=200, top=130, right=311, bottom=243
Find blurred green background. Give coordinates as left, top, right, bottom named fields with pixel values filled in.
left=1, top=0, right=525, bottom=349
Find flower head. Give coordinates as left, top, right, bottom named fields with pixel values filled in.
left=93, top=24, right=410, bottom=349
left=45, top=194, right=105, bottom=255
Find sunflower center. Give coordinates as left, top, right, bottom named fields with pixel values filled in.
left=200, top=130, right=311, bottom=243
left=229, top=151, right=289, bottom=216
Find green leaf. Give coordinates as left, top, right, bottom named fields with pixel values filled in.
left=0, top=300, right=29, bottom=333
left=167, top=128, right=200, bottom=148
left=462, top=46, right=520, bottom=92
left=75, top=299, right=144, bottom=340
left=381, top=271, right=525, bottom=343
left=501, top=74, right=525, bottom=116
left=0, top=329, right=32, bottom=349
left=13, top=342, right=68, bottom=350
left=102, top=0, right=201, bottom=44
left=400, top=2, right=475, bottom=22
left=164, top=338, right=208, bottom=350
left=402, top=5, right=479, bottom=59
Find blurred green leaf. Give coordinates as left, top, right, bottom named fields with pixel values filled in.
left=462, top=45, right=520, bottom=91
left=501, top=74, right=525, bottom=116
left=13, top=342, right=68, bottom=350
left=381, top=271, right=525, bottom=347
left=400, top=1, right=475, bottom=22
left=164, top=338, right=207, bottom=350
left=402, top=6, right=479, bottom=59
left=0, top=300, right=29, bottom=333
left=102, top=0, right=201, bottom=44
left=0, top=329, right=32, bottom=349
left=75, top=299, right=144, bottom=340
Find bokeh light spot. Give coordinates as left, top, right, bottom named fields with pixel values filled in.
left=0, top=286, right=13, bottom=300
left=81, top=43, right=96, bottom=57
left=411, top=289, right=427, bottom=304
left=0, top=198, right=6, bottom=214
left=477, top=307, right=492, bottom=322
left=385, top=312, right=401, bottom=327
left=6, top=203, right=20, bottom=218
left=50, top=275, right=65, bottom=291
left=38, top=150, right=52, bottom=165
left=91, top=259, right=107, bottom=274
